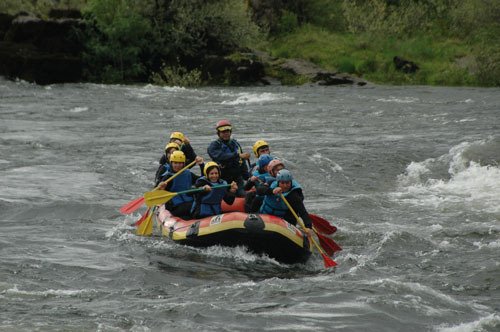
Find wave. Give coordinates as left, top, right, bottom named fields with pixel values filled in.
left=3, top=285, right=96, bottom=298
left=392, top=137, right=500, bottom=214
left=436, top=313, right=500, bottom=332
left=221, top=92, right=293, bottom=105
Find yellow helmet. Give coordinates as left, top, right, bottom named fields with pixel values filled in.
left=170, top=131, right=185, bottom=142
left=203, top=161, right=220, bottom=177
left=169, top=151, right=186, bottom=163
left=252, top=140, right=269, bottom=157
left=164, top=142, right=180, bottom=153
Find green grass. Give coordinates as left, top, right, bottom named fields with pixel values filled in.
left=265, top=24, right=481, bottom=86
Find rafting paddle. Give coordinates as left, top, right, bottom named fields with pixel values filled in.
left=280, top=194, right=337, bottom=268
left=134, top=207, right=151, bottom=226
left=119, top=160, right=197, bottom=214
left=144, top=184, right=230, bottom=207
left=136, top=207, right=156, bottom=236
left=314, top=228, right=342, bottom=256
left=310, top=214, right=337, bottom=234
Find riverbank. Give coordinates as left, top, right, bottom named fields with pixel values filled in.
left=0, top=0, right=498, bottom=87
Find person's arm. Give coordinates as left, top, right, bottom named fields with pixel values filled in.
left=154, top=164, right=165, bottom=186
left=181, top=143, right=197, bottom=164
left=286, top=190, right=312, bottom=228
left=244, top=176, right=257, bottom=191
left=208, top=140, right=239, bottom=162
left=222, top=181, right=238, bottom=205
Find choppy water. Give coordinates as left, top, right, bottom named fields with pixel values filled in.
left=1, top=78, right=499, bottom=331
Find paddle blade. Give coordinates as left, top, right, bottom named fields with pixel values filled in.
left=136, top=210, right=154, bottom=236
left=317, top=232, right=342, bottom=256
left=120, top=196, right=145, bottom=215
left=134, top=208, right=151, bottom=226
left=310, top=214, right=337, bottom=234
left=143, top=190, right=177, bottom=207
left=321, top=253, right=337, bottom=268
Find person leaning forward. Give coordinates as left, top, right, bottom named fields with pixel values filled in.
left=207, top=120, right=250, bottom=197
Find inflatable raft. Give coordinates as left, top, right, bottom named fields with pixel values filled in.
left=155, top=202, right=312, bottom=264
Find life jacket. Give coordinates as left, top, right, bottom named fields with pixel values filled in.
left=252, top=169, right=270, bottom=182
left=192, top=177, right=228, bottom=217
left=160, top=163, right=171, bottom=176
left=259, top=180, right=301, bottom=217
left=165, top=169, right=194, bottom=206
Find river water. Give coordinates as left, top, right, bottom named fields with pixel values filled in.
left=0, top=78, right=499, bottom=331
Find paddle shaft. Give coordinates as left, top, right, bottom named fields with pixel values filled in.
left=144, top=184, right=230, bottom=207
left=280, top=194, right=337, bottom=267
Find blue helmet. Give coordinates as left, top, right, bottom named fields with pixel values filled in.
left=276, top=169, right=293, bottom=182
left=258, top=154, right=273, bottom=170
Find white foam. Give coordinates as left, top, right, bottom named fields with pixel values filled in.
left=393, top=140, right=500, bottom=214
left=4, top=285, right=95, bottom=298
left=436, top=313, right=500, bottom=332
left=221, top=92, right=293, bottom=105
left=376, top=96, right=419, bottom=103
left=65, top=106, right=89, bottom=113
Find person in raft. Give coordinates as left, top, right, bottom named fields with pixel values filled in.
left=258, top=169, right=312, bottom=229
left=154, top=142, right=180, bottom=186
left=190, top=162, right=238, bottom=219
left=249, top=139, right=271, bottom=172
left=264, top=158, right=286, bottom=185
left=207, top=120, right=250, bottom=197
left=158, top=131, right=197, bottom=170
left=158, top=151, right=204, bottom=219
left=244, top=154, right=274, bottom=213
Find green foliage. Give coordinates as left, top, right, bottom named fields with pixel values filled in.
left=275, top=10, right=299, bottom=35
left=302, top=0, right=347, bottom=32
left=82, top=0, right=152, bottom=83
left=151, top=64, right=203, bottom=87
left=167, top=0, right=262, bottom=59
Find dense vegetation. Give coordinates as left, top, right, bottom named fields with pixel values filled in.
left=1, top=0, right=499, bottom=86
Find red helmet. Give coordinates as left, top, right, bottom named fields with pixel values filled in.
left=216, top=119, right=232, bottom=132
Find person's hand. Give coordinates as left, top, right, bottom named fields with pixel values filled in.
left=230, top=181, right=238, bottom=193
left=158, top=182, right=167, bottom=190
left=250, top=175, right=258, bottom=182
left=203, top=185, right=211, bottom=192
left=302, top=227, right=312, bottom=237
left=239, top=152, right=250, bottom=160
left=273, top=187, right=282, bottom=195
left=183, top=136, right=190, bottom=145
left=195, top=156, right=203, bottom=164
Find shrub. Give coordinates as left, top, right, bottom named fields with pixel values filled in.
left=83, top=0, right=152, bottom=83
left=151, top=64, right=203, bottom=87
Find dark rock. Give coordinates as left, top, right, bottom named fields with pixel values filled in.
left=49, top=9, right=82, bottom=19
left=393, top=56, right=419, bottom=73
left=0, top=14, right=85, bottom=84
left=5, top=15, right=84, bottom=54
left=202, top=53, right=266, bottom=85
left=0, top=41, right=81, bottom=84
left=0, top=13, right=13, bottom=39
left=313, top=72, right=367, bottom=86
left=278, top=57, right=367, bottom=86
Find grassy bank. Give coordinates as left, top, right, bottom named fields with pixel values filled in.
left=262, top=0, right=500, bottom=87
left=2, top=0, right=499, bottom=87
left=266, top=24, right=477, bottom=86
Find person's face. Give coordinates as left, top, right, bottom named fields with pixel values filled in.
left=278, top=180, right=292, bottom=192
left=272, top=165, right=284, bottom=176
left=207, top=168, right=220, bottom=182
left=171, top=161, right=184, bottom=172
left=257, top=146, right=270, bottom=156
left=170, top=138, right=182, bottom=145
left=218, top=129, right=231, bottom=140
left=166, top=148, right=178, bottom=158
